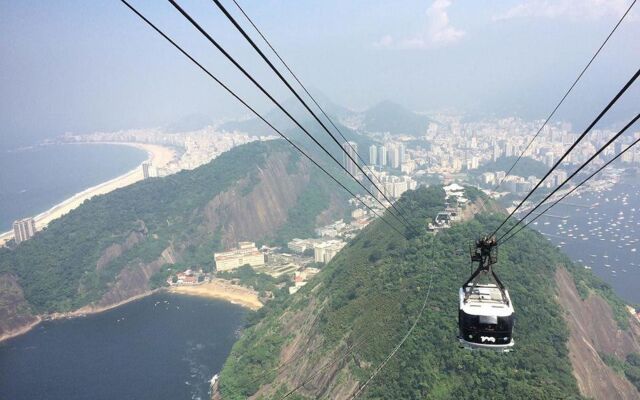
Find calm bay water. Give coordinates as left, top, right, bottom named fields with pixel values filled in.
left=0, top=294, right=246, bottom=400
left=531, top=176, right=640, bottom=304
left=0, top=143, right=147, bottom=231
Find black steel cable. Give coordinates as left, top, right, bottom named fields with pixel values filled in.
left=281, top=247, right=436, bottom=400
left=207, top=0, right=418, bottom=232
left=494, top=0, right=636, bottom=190
left=491, top=67, right=640, bottom=237
left=229, top=0, right=418, bottom=227
left=498, top=113, right=640, bottom=242
left=219, top=304, right=329, bottom=399
left=501, top=129, right=640, bottom=245
left=166, top=0, right=417, bottom=235
left=279, top=334, right=370, bottom=399
left=350, top=235, right=436, bottom=399
left=119, top=0, right=410, bottom=240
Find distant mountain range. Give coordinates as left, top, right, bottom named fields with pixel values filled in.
left=219, top=97, right=435, bottom=140
left=361, top=100, right=435, bottom=136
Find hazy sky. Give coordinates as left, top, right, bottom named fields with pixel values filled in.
left=1, top=0, right=639, bottom=148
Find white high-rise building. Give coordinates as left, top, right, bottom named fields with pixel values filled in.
left=142, top=162, right=157, bottom=179
left=505, top=143, right=514, bottom=157
left=214, top=242, right=265, bottom=272
left=13, top=218, right=36, bottom=244
left=388, top=144, right=400, bottom=168
left=378, top=145, right=387, bottom=167
left=369, top=145, right=378, bottom=165
left=342, top=141, right=359, bottom=175
left=469, top=156, right=479, bottom=170
left=545, top=152, right=555, bottom=167
left=492, top=145, right=501, bottom=161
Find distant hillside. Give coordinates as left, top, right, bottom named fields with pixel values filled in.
left=0, top=140, right=351, bottom=339
left=475, top=156, right=549, bottom=178
left=219, top=95, right=353, bottom=138
left=215, top=187, right=640, bottom=399
left=164, top=113, right=215, bottom=133
left=362, top=100, right=433, bottom=136
left=220, top=98, right=436, bottom=149
left=220, top=102, right=376, bottom=163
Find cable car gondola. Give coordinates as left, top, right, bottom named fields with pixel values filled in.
left=458, top=236, right=514, bottom=352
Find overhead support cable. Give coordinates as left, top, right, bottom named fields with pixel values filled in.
left=498, top=112, right=640, bottom=242
left=349, top=236, right=436, bottom=399
left=206, top=0, right=418, bottom=232
left=229, top=0, right=416, bottom=225
left=119, top=0, right=410, bottom=240
left=491, top=67, right=640, bottom=238
left=166, top=0, right=417, bottom=234
left=501, top=121, right=640, bottom=245
left=281, top=236, right=437, bottom=400
left=495, top=0, right=636, bottom=190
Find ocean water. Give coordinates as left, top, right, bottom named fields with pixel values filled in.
left=0, top=143, right=147, bottom=231
left=530, top=176, right=640, bottom=304
left=0, top=293, right=246, bottom=400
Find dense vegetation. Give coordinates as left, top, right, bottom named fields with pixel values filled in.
left=218, top=265, right=289, bottom=298
left=601, top=352, right=640, bottom=391
left=0, top=140, right=347, bottom=314
left=218, top=186, right=636, bottom=399
left=474, top=156, right=549, bottom=179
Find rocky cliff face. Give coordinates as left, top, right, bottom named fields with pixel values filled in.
left=203, top=152, right=312, bottom=248
left=0, top=274, right=39, bottom=341
left=556, top=267, right=640, bottom=400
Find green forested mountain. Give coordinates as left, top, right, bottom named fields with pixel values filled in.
left=216, top=186, right=639, bottom=399
left=362, top=100, right=434, bottom=136
left=0, top=140, right=350, bottom=321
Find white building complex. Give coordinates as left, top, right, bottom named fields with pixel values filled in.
left=313, top=240, right=346, bottom=263
left=13, top=218, right=37, bottom=244
left=214, top=241, right=265, bottom=272
left=287, top=238, right=320, bottom=253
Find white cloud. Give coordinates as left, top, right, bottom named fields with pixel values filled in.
left=374, top=0, right=465, bottom=50
left=494, top=0, right=632, bottom=21
left=373, top=34, right=395, bottom=48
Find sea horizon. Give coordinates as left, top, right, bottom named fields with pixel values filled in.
left=0, top=142, right=148, bottom=232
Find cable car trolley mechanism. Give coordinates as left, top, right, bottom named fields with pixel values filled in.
left=458, top=236, right=514, bottom=352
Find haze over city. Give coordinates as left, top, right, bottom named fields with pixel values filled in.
left=2, top=0, right=639, bottom=149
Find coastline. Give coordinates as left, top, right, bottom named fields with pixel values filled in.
left=0, top=290, right=157, bottom=344
left=0, top=281, right=261, bottom=344
left=0, top=142, right=176, bottom=246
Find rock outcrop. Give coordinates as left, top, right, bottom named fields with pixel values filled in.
left=0, top=274, right=39, bottom=341
left=556, top=267, right=640, bottom=400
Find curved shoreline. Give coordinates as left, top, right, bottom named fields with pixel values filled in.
left=0, top=282, right=260, bottom=344
left=0, top=142, right=176, bottom=246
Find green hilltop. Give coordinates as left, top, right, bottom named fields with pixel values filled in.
left=217, top=186, right=638, bottom=399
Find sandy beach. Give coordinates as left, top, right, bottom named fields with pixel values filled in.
left=167, top=279, right=263, bottom=310
left=0, top=142, right=176, bottom=246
